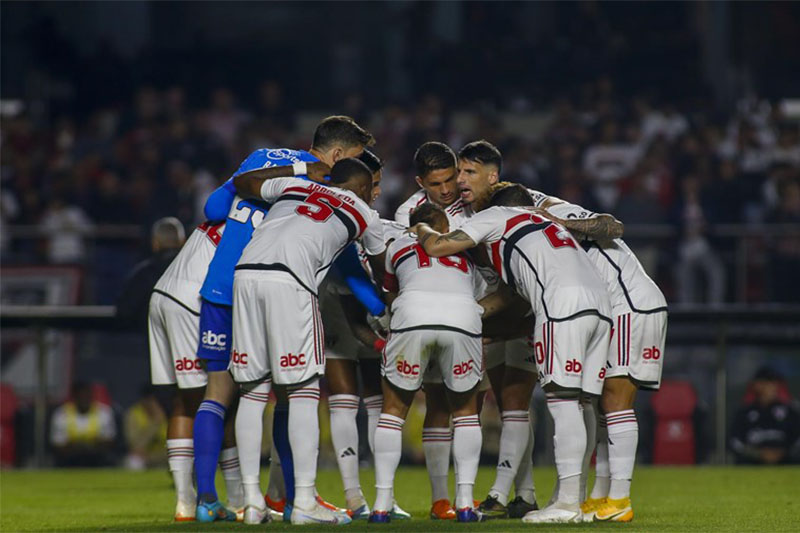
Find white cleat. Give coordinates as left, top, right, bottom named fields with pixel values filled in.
left=521, top=502, right=583, bottom=524
left=174, top=500, right=196, bottom=522
left=243, top=505, right=272, bottom=524
left=291, top=502, right=353, bottom=525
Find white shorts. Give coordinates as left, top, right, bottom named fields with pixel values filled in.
left=485, top=337, right=538, bottom=373
left=608, top=310, right=667, bottom=390
left=320, top=288, right=378, bottom=361
left=532, top=313, right=611, bottom=396
left=148, top=293, right=207, bottom=389
left=230, top=272, right=325, bottom=386
left=382, top=327, right=483, bottom=393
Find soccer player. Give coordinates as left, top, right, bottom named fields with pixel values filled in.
left=148, top=218, right=224, bottom=521
left=371, top=203, right=487, bottom=523
left=411, top=184, right=613, bottom=524
left=230, top=158, right=385, bottom=525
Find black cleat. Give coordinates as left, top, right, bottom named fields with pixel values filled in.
left=507, top=496, right=539, bottom=519
left=477, top=495, right=508, bottom=520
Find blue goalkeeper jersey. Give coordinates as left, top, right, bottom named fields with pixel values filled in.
left=199, top=148, right=318, bottom=305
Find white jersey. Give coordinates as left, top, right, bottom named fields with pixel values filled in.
left=546, top=201, right=667, bottom=313
left=237, top=177, right=385, bottom=294
left=459, top=206, right=610, bottom=321
left=153, top=221, right=224, bottom=313
left=385, top=234, right=486, bottom=334
left=394, top=189, right=470, bottom=228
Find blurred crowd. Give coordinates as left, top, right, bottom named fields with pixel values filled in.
left=2, top=78, right=800, bottom=303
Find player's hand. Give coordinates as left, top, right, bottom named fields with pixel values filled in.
left=306, top=161, right=331, bottom=183
left=406, top=223, right=428, bottom=237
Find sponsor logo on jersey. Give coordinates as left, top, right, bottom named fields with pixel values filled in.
left=202, top=330, right=227, bottom=350
left=232, top=350, right=248, bottom=365
left=642, top=346, right=661, bottom=360
left=395, top=356, right=420, bottom=377
left=175, top=357, right=204, bottom=372
left=453, top=360, right=474, bottom=377
left=565, top=359, right=583, bottom=373
left=279, top=353, right=306, bottom=368
left=599, top=367, right=606, bottom=379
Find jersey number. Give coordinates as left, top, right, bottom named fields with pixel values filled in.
left=412, top=244, right=468, bottom=273
left=530, top=214, right=576, bottom=249
left=229, top=201, right=265, bottom=227
left=296, top=191, right=343, bottom=222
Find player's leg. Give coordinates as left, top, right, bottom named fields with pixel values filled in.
left=167, top=387, right=204, bottom=521
left=265, top=440, right=286, bottom=518
left=235, top=379, right=271, bottom=523
left=422, top=382, right=454, bottom=517
left=219, top=394, right=244, bottom=518
left=580, top=396, right=598, bottom=504
left=359, top=357, right=383, bottom=455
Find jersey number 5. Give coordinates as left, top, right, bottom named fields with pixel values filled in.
left=296, top=191, right=343, bottom=222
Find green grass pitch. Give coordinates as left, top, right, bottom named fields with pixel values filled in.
left=1, top=466, right=798, bottom=532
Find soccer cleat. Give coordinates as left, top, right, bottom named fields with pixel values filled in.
left=390, top=500, right=412, bottom=520
left=265, top=494, right=285, bottom=514
left=507, top=496, right=539, bottom=519
left=291, top=502, right=353, bottom=525
left=349, top=503, right=371, bottom=521
left=521, top=502, right=583, bottom=524
left=316, top=494, right=352, bottom=519
left=580, top=497, right=607, bottom=522
left=430, top=498, right=456, bottom=520
left=234, top=507, right=244, bottom=522
left=368, top=511, right=391, bottom=523
left=282, top=502, right=293, bottom=523
left=594, top=497, right=633, bottom=522
left=477, top=495, right=508, bottom=519
left=456, top=507, right=484, bottom=522
left=243, top=505, right=272, bottom=524
left=196, top=499, right=237, bottom=522
left=174, top=500, right=196, bottom=522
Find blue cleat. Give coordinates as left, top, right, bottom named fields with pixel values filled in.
left=196, top=500, right=237, bottom=522
left=390, top=501, right=412, bottom=520
left=283, top=502, right=293, bottom=522
left=350, top=503, right=371, bottom=520
left=368, top=511, right=391, bottom=523
left=456, top=507, right=484, bottom=523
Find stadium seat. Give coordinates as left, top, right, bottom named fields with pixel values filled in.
left=1, top=384, right=19, bottom=467
left=650, top=380, right=697, bottom=464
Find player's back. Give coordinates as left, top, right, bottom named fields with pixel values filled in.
left=386, top=234, right=484, bottom=334
left=155, top=221, right=225, bottom=313
left=395, top=190, right=470, bottom=228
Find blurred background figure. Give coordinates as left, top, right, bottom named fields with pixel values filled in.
left=50, top=381, right=117, bottom=467
left=124, top=385, right=168, bottom=470
left=730, top=367, right=800, bottom=465
left=39, top=194, right=93, bottom=265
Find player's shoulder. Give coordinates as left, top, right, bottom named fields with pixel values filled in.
left=381, top=219, right=407, bottom=241
left=236, top=148, right=314, bottom=174
left=387, top=233, right=415, bottom=256
left=397, top=189, right=427, bottom=211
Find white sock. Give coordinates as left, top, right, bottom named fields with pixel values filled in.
left=364, top=395, right=383, bottom=456
left=489, top=410, right=530, bottom=506
left=422, top=427, right=451, bottom=503
left=373, top=413, right=404, bottom=513
left=513, top=410, right=536, bottom=504
left=267, top=443, right=285, bottom=501
left=546, top=395, right=586, bottom=506
left=590, top=415, right=610, bottom=499
left=288, top=380, right=321, bottom=510
left=236, top=380, right=270, bottom=508
left=219, top=447, right=244, bottom=508
left=606, top=409, right=638, bottom=500
left=580, top=399, right=597, bottom=502
left=329, top=394, right=363, bottom=505
left=167, top=438, right=195, bottom=505
left=453, top=415, right=482, bottom=510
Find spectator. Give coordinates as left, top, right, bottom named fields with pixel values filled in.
left=765, top=178, right=800, bottom=303
left=730, top=367, right=800, bottom=464
left=50, top=382, right=117, bottom=467
left=39, top=194, right=93, bottom=264
left=123, top=385, right=168, bottom=470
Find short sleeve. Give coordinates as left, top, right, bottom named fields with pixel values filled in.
left=471, top=266, right=488, bottom=299
left=259, top=177, right=304, bottom=203
left=459, top=208, right=503, bottom=245
left=547, top=200, right=598, bottom=220
left=394, top=205, right=410, bottom=226
left=360, top=211, right=386, bottom=256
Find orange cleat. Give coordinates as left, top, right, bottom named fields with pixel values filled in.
left=430, top=498, right=457, bottom=520
left=316, top=494, right=353, bottom=518
left=265, top=494, right=285, bottom=514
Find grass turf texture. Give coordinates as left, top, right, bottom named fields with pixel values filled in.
left=1, top=466, right=797, bottom=532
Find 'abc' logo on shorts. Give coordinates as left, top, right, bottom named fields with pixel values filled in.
left=643, top=346, right=661, bottom=360
left=565, top=359, right=582, bottom=373
left=202, top=330, right=227, bottom=348
left=453, top=360, right=474, bottom=376
left=280, top=353, right=306, bottom=368
left=232, top=351, right=248, bottom=365
left=396, top=356, right=420, bottom=377
left=175, top=358, right=204, bottom=372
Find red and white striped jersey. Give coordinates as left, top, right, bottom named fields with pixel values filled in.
left=385, top=234, right=486, bottom=334
left=237, top=177, right=385, bottom=294
left=394, top=189, right=469, bottom=228
left=546, top=201, right=667, bottom=314
left=459, top=206, right=611, bottom=321
left=154, top=221, right=225, bottom=313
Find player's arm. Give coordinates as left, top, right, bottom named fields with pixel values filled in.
left=367, top=251, right=387, bottom=290
left=477, top=281, right=519, bottom=319
left=334, top=246, right=386, bottom=316
left=340, top=294, right=386, bottom=353
left=232, top=161, right=331, bottom=199
left=409, top=224, right=476, bottom=257
left=535, top=200, right=624, bottom=241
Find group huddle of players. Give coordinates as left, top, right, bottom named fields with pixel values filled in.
left=148, top=115, right=667, bottom=525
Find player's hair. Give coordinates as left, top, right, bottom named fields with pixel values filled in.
left=312, top=115, right=374, bottom=151
left=329, top=157, right=373, bottom=186
left=358, top=148, right=383, bottom=174
left=414, top=142, right=457, bottom=178
left=152, top=217, right=185, bottom=249
left=489, top=183, right=534, bottom=207
left=459, top=140, right=503, bottom=174
left=409, top=202, right=447, bottom=227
